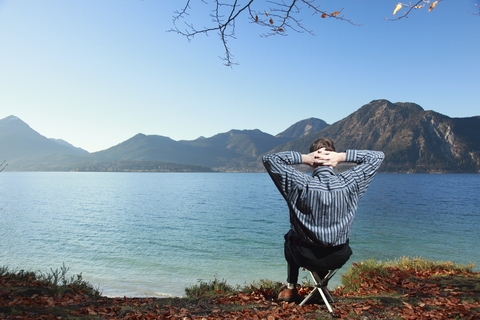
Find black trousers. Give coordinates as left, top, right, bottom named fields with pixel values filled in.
left=283, top=230, right=353, bottom=284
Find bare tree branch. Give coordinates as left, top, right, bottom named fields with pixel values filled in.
left=169, top=0, right=358, bottom=66
left=170, top=0, right=255, bottom=66
left=170, top=0, right=478, bottom=66
left=469, top=3, right=480, bottom=16
left=0, top=160, right=7, bottom=173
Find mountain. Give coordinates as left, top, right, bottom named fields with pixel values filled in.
left=1, top=100, right=479, bottom=173
left=0, top=115, right=88, bottom=160
left=89, top=119, right=329, bottom=171
left=90, top=129, right=295, bottom=171
left=277, top=100, right=480, bottom=173
left=0, top=126, right=215, bottom=172
left=1, top=116, right=316, bottom=172
left=49, top=138, right=88, bottom=154
left=275, top=118, right=329, bottom=139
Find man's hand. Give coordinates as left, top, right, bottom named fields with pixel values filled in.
left=302, top=148, right=346, bottom=168
left=301, top=150, right=319, bottom=167
left=317, top=149, right=346, bottom=167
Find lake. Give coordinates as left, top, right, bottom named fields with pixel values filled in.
left=1, top=172, right=479, bottom=297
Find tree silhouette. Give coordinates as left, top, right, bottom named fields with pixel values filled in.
left=170, top=0, right=479, bottom=66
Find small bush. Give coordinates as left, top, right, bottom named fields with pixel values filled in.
left=185, top=275, right=239, bottom=299
left=1, top=264, right=102, bottom=298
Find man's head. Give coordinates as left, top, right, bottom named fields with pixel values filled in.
left=310, top=138, right=335, bottom=153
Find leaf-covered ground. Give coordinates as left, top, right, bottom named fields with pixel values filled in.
left=1, top=266, right=479, bottom=320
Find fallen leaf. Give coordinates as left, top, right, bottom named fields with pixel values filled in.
left=393, top=3, right=403, bottom=15
left=429, top=1, right=438, bottom=11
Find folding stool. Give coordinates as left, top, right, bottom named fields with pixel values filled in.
left=299, top=269, right=339, bottom=318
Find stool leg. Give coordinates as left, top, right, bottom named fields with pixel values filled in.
left=321, top=286, right=335, bottom=303
left=299, top=287, right=319, bottom=306
left=318, top=287, right=338, bottom=318
left=301, top=270, right=339, bottom=318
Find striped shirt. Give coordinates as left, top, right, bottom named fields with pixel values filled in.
left=262, top=149, right=384, bottom=246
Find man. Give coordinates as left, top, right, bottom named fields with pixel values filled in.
left=262, top=138, right=384, bottom=302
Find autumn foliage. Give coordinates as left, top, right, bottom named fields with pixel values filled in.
left=1, top=258, right=479, bottom=319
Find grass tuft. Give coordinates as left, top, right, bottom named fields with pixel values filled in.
left=341, top=256, right=475, bottom=293
left=241, top=278, right=284, bottom=296
left=184, top=275, right=239, bottom=299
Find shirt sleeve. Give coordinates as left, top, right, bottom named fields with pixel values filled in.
left=262, top=151, right=305, bottom=199
left=342, top=149, right=385, bottom=198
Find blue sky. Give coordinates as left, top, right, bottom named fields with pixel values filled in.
left=1, top=0, right=479, bottom=152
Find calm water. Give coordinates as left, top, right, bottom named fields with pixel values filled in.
left=1, top=172, right=479, bottom=297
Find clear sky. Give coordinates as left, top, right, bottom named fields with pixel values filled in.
left=1, top=0, right=479, bottom=152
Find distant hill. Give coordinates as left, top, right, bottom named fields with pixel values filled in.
left=90, top=127, right=301, bottom=172
left=1, top=100, right=479, bottom=173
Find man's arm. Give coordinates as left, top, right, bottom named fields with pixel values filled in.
left=346, top=149, right=385, bottom=172
left=263, top=149, right=343, bottom=170
left=311, top=148, right=383, bottom=171
left=262, top=151, right=306, bottom=197
left=340, top=149, right=385, bottom=198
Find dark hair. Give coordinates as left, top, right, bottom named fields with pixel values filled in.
left=309, top=138, right=335, bottom=152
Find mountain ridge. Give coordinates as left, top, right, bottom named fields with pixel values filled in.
left=2, top=100, right=479, bottom=173
left=277, top=100, right=480, bottom=172
left=0, top=115, right=88, bottom=160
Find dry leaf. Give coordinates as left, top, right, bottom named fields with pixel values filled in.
left=393, top=3, right=403, bottom=15
left=429, top=1, right=438, bottom=12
